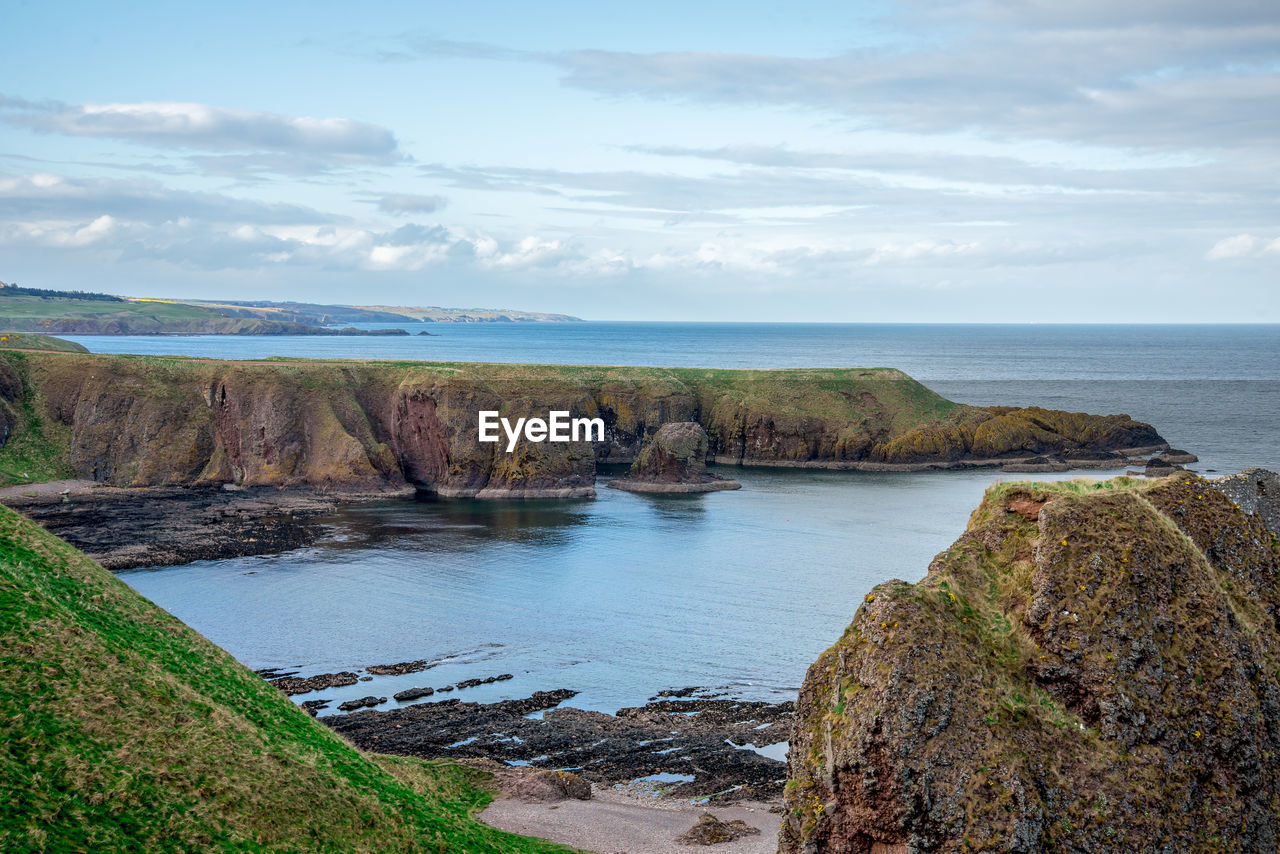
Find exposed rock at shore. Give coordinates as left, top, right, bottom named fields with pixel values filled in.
left=269, top=671, right=360, bottom=696
left=609, top=422, right=742, bottom=494
left=0, top=483, right=386, bottom=569
left=680, top=811, right=762, bottom=845
left=337, top=696, right=387, bottom=712
left=393, top=686, right=435, bottom=702
left=0, top=352, right=1176, bottom=502
left=781, top=471, right=1280, bottom=853
left=325, top=691, right=794, bottom=801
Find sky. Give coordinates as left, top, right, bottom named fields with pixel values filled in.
left=1, top=0, right=1277, bottom=321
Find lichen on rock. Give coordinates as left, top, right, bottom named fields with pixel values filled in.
left=608, top=421, right=741, bottom=494
left=781, top=470, right=1280, bottom=853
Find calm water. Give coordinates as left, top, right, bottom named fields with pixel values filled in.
left=107, top=324, right=1279, bottom=713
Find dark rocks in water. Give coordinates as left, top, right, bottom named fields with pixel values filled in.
left=1, top=486, right=346, bottom=570
left=1144, top=455, right=1186, bottom=475
left=655, top=686, right=701, bottom=699
left=679, top=811, right=761, bottom=845
left=337, top=696, right=387, bottom=712
left=1000, top=454, right=1069, bottom=473
left=455, top=674, right=514, bottom=690
left=1212, top=468, right=1280, bottom=534
left=781, top=473, right=1280, bottom=853
left=300, top=699, right=331, bottom=717
left=269, top=671, right=360, bottom=696
left=324, top=690, right=792, bottom=800
left=438, top=685, right=454, bottom=692
left=415, top=331, right=434, bottom=336
left=1163, top=448, right=1199, bottom=464
left=366, top=658, right=439, bottom=676
left=393, top=686, right=435, bottom=702
left=609, top=422, right=741, bottom=494
left=255, top=667, right=299, bottom=680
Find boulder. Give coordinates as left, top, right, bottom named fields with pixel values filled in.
left=337, top=696, right=386, bottom=712
left=679, top=811, right=761, bottom=845
left=608, top=422, right=741, bottom=494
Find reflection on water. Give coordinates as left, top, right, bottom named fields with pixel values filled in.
left=121, top=466, right=1105, bottom=713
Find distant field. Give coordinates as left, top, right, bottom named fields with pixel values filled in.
left=0, top=294, right=224, bottom=323
left=0, top=294, right=391, bottom=335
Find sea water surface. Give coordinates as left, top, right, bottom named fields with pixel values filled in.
left=106, top=324, right=1279, bottom=713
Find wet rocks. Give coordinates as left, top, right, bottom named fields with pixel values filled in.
left=324, top=690, right=792, bottom=801
left=300, top=699, right=332, bottom=717
left=337, top=696, right=386, bottom=712
left=268, top=671, right=359, bottom=696
left=454, top=674, right=514, bottom=690
left=679, top=812, right=761, bottom=845
left=366, top=659, right=439, bottom=676
left=0, top=485, right=372, bottom=570
left=609, top=422, right=741, bottom=494
left=393, top=686, right=435, bottom=702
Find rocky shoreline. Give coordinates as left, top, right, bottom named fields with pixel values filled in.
left=324, top=688, right=792, bottom=802
left=0, top=481, right=412, bottom=569
left=250, top=656, right=792, bottom=801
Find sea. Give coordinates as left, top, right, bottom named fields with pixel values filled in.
left=87, top=323, right=1278, bottom=714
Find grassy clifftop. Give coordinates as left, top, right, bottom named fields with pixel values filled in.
left=0, top=503, right=575, bottom=852
left=782, top=473, right=1280, bottom=852
left=0, top=351, right=1166, bottom=493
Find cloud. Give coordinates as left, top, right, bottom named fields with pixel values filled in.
left=390, top=6, right=1280, bottom=153
left=1206, top=233, right=1280, bottom=260
left=0, top=172, right=343, bottom=225
left=376, top=193, right=448, bottom=215
left=0, top=95, right=401, bottom=163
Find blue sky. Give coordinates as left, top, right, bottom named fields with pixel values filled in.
left=1, top=0, right=1277, bottom=320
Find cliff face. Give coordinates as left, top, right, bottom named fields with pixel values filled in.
left=781, top=472, right=1280, bottom=853
left=0, top=352, right=1170, bottom=495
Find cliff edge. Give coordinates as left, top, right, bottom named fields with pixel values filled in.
left=0, top=350, right=1171, bottom=496
left=782, top=472, right=1280, bottom=853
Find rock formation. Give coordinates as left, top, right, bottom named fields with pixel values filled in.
left=608, top=421, right=741, bottom=493
left=781, top=471, right=1280, bottom=853
left=0, top=351, right=1174, bottom=498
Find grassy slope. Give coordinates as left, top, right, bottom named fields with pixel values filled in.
left=0, top=334, right=88, bottom=353
left=0, top=504, right=578, bottom=853
left=1, top=294, right=227, bottom=323
left=0, top=295, right=321, bottom=334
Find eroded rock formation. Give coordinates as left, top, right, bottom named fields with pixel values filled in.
left=608, top=421, right=741, bottom=493
left=0, top=352, right=1173, bottom=498
left=781, top=471, right=1280, bottom=853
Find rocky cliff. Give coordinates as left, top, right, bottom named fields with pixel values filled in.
left=0, top=351, right=1171, bottom=496
left=781, top=472, right=1280, bottom=853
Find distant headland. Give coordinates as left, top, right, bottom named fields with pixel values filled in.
left=0, top=282, right=581, bottom=336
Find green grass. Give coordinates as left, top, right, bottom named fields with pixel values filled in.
left=0, top=505, right=581, bottom=853
left=0, top=334, right=88, bottom=353
left=0, top=295, right=313, bottom=334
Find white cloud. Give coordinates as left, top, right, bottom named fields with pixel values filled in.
left=0, top=95, right=400, bottom=163
left=1207, top=233, right=1280, bottom=260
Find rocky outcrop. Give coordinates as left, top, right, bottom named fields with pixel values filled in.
left=781, top=471, right=1280, bottom=853
left=0, top=352, right=1174, bottom=498
left=1212, top=468, right=1280, bottom=534
left=608, top=421, right=741, bottom=493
